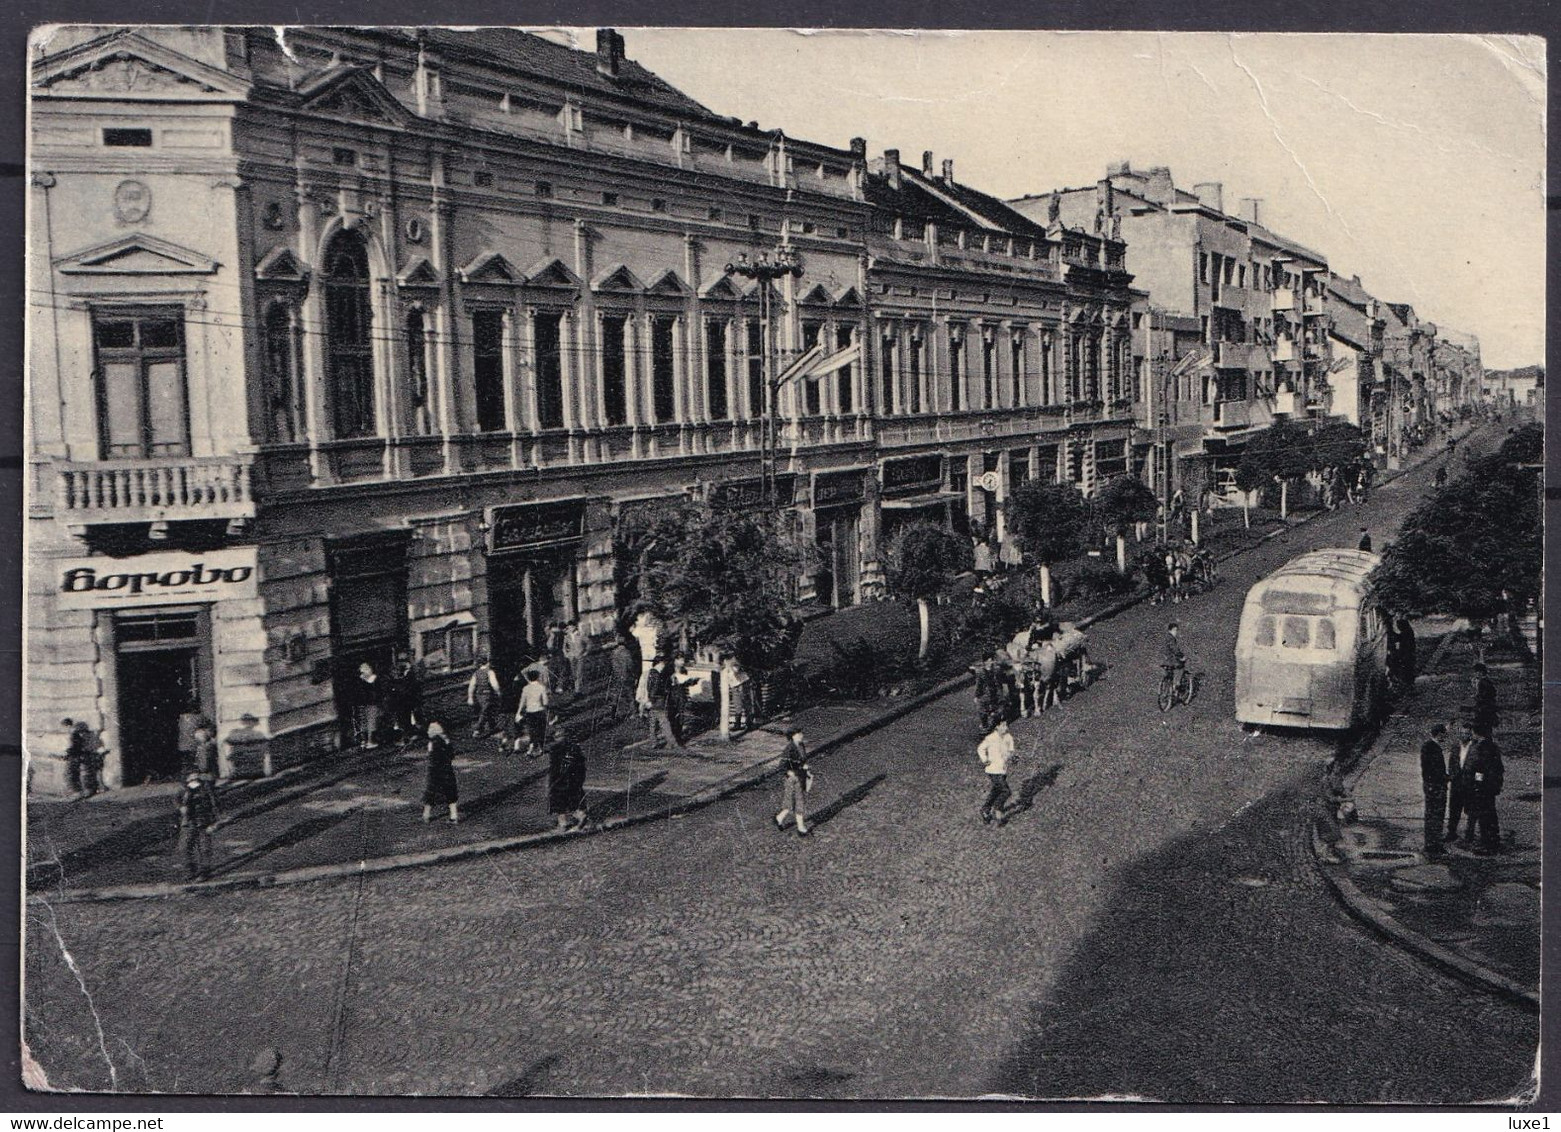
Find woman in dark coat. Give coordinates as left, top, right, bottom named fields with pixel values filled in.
left=421, top=722, right=459, bottom=824
left=548, top=721, right=588, bottom=831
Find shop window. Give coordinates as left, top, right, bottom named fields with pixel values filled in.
left=706, top=320, right=728, bottom=421
left=471, top=310, right=507, bottom=432
left=601, top=315, right=628, bottom=426
left=533, top=311, right=565, bottom=429
left=323, top=231, right=377, bottom=439
left=419, top=623, right=476, bottom=673
left=92, top=307, right=189, bottom=459
left=651, top=316, right=677, bottom=423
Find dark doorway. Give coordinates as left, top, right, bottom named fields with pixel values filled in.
left=117, top=648, right=199, bottom=784
left=486, top=553, right=574, bottom=694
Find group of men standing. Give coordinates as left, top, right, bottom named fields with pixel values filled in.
left=1419, top=664, right=1505, bottom=856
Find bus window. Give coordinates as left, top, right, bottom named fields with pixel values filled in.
left=1281, top=616, right=1311, bottom=649
left=1255, top=616, right=1276, bottom=647
left=1315, top=618, right=1336, bottom=649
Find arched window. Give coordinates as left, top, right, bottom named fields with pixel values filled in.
left=323, top=231, right=375, bottom=439
left=262, top=303, right=299, bottom=443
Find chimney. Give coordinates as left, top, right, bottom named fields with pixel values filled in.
left=1141, top=166, right=1175, bottom=204
left=1192, top=181, right=1224, bottom=213
left=1107, top=159, right=1132, bottom=178
left=595, top=28, right=624, bottom=77
left=921, top=150, right=934, bottom=175
left=884, top=148, right=902, bottom=190
left=1238, top=197, right=1263, bottom=225
left=941, top=158, right=954, bottom=183
left=849, top=136, right=866, bottom=160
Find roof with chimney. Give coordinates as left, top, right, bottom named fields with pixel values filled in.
left=865, top=158, right=1049, bottom=238
left=398, top=28, right=719, bottom=121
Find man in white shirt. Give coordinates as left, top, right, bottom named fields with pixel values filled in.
left=1445, top=720, right=1475, bottom=843
left=515, top=669, right=550, bottom=758
left=978, top=719, right=1018, bottom=826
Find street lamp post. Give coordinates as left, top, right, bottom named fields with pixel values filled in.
left=726, top=244, right=803, bottom=509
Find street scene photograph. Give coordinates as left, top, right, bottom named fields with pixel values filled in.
left=19, top=25, right=1545, bottom=1102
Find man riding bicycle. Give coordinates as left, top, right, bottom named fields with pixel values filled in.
left=1164, top=620, right=1186, bottom=676
left=1159, top=620, right=1197, bottom=710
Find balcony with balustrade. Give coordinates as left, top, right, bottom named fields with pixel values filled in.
left=50, top=455, right=256, bottom=525
left=875, top=404, right=1071, bottom=449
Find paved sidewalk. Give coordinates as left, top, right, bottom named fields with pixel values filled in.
left=1315, top=619, right=1540, bottom=1005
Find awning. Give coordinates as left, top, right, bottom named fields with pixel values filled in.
left=882, top=491, right=965, bottom=510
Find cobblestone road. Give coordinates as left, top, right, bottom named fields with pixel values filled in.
left=23, top=446, right=1536, bottom=1102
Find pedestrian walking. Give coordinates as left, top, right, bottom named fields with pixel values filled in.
left=1446, top=722, right=1476, bottom=844
left=977, top=718, right=1017, bottom=826
left=1420, top=723, right=1449, bottom=855
left=668, top=655, right=697, bottom=744
left=1471, top=662, right=1499, bottom=735
left=1467, top=724, right=1505, bottom=854
left=562, top=621, right=588, bottom=696
left=467, top=655, right=502, bottom=738
left=1391, top=618, right=1418, bottom=692
left=515, top=669, right=550, bottom=758
left=420, top=721, right=460, bottom=824
left=548, top=720, right=589, bottom=831
left=354, top=662, right=384, bottom=749
left=188, top=723, right=220, bottom=779
left=177, top=707, right=213, bottom=780
left=644, top=656, right=678, bottom=750
left=609, top=640, right=636, bottom=721
left=1357, top=528, right=1373, bottom=552
left=720, top=655, right=753, bottom=733
left=774, top=728, right=811, bottom=837
left=62, top=718, right=102, bottom=799
left=176, top=770, right=219, bottom=880
left=388, top=655, right=423, bottom=742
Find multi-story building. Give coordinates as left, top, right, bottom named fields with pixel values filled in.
left=1322, top=272, right=1386, bottom=436
left=1011, top=165, right=1333, bottom=500
left=1430, top=328, right=1482, bottom=415
left=863, top=148, right=1138, bottom=549
left=26, top=26, right=1151, bottom=793
left=27, top=25, right=886, bottom=789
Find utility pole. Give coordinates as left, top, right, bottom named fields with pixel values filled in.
left=726, top=243, right=803, bottom=508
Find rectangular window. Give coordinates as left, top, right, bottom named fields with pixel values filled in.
left=1199, top=251, right=1209, bottom=284
left=1011, top=336, right=1025, bottom=406
left=949, top=333, right=963, bottom=411
left=746, top=321, right=764, bottom=419
left=601, top=316, right=627, bottom=426
left=473, top=170, right=494, bottom=187
left=802, top=322, right=822, bottom=415
left=908, top=334, right=923, bottom=414
left=1281, top=616, right=1312, bottom=649
left=471, top=311, right=507, bottom=432
left=983, top=334, right=996, bottom=408
left=92, top=308, right=188, bottom=458
left=332, top=147, right=357, bottom=166
left=706, top=321, right=728, bottom=421
left=103, top=127, right=152, bottom=147
left=535, top=181, right=553, bottom=198
left=880, top=334, right=896, bottom=415
left=835, top=324, right=854, bottom=415
left=1256, top=615, right=1277, bottom=647
left=651, top=316, right=677, bottom=423
left=1315, top=618, right=1337, bottom=650
left=602, top=191, right=619, bottom=206
left=534, top=311, right=565, bottom=430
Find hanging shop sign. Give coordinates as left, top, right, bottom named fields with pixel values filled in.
left=488, top=500, right=585, bottom=554
left=880, top=455, right=945, bottom=498
left=55, top=548, right=258, bottom=610
left=813, top=470, right=866, bottom=508
left=709, top=474, right=796, bottom=510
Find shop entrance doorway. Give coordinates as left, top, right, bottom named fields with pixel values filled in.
left=114, top=608, right=211, bottom=785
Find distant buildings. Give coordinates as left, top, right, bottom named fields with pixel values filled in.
left=23, top=26, right=1501, bottom=793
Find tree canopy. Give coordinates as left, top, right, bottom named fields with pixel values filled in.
left=1234, top=419, right=1315, bottom=493
left=882, top=520, right=972, bottom=604
left=1370, top=447, right=1541, bottom=620
left=1009, top=480, right=1090, bottom=565
left=1096, top=475, right=1159, bottom=533
left=615, top=502, right=808, bottom=670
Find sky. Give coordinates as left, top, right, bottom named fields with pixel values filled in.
left=550, top=29, right=1545, bottom=370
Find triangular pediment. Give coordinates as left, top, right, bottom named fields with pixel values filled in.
left=798, top=283, right=834, bottom=306
left=592, top=264, right=644, bottom=293
left=296, top=66, right=411, bottom=128
left=645, top=269, right=690, bottom=297
left=833, top=285, right=863, bottom=308
left=32, top=30, right=251, bottom=101
left=458, top=252, right=522, bottom=285
left=56, top=233, right=218, bottom=276
left=698, top=275, right=745, bottom=301
left=254, top=245, right=309, bottom=283
left=524, top=257, right=582, bottom=290
left=396, top=256, right=440, bottom=288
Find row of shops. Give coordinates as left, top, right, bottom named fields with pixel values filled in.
left=31, top=434, right=1143, bottom=792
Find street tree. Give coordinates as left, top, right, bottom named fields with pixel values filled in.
left=1235, top=419, right=1314, bottom=520
left=1097, top=476, right=1159, bottom=573
left=882, top=520, right=973, bottom=661
left=1009, top=479, right=1090, bottom=607
left=1370, top=454, right=1541, bottom=628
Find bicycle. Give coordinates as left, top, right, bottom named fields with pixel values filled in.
left=1157, top=664, right=1199, bottom=711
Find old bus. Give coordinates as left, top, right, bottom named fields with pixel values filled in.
left=1234, top=549, right=1388, bottom=731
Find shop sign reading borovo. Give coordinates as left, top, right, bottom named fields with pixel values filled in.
left=54, top=548, right=259, bottom=610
